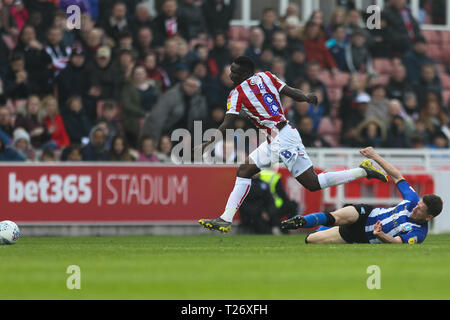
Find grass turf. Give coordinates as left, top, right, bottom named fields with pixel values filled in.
left=1, top=234, right=450, bottom=300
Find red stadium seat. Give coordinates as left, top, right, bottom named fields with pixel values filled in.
left=441, top=31, right=450, bottom=45
left=318, top=70, right=333, bottom=87
left=330, top=72, right=350, bottom=88
left=423, top=30, right=441, bottom=45
left=373, top=59, right=392, bottom=75
left=443, top=90, right=450, bottom=104
left=428, top=44, right=442, bottom=61
left=441, top=73, right=450, bottom=90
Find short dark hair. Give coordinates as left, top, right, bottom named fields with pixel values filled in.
left=423, top=194, right=443, bottom=217
left=233, top=56, right=255, bottom=74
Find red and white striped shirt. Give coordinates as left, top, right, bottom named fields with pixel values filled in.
left=226, top=71, right=287, bottom=137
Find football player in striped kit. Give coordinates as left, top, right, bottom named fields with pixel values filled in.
left=282, top=147, right=443, bottom=244
left=198, top=56, right=388, bottom=233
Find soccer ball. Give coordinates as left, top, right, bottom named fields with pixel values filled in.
left=0, top=220, right=20, bottom=245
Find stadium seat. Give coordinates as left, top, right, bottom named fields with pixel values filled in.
left=330, top=72, right=350, bottom=88
left=441, top=73, right=450, bottom=89
left=443, top=90, right=450, bottom=104
left=373, top=59, right=392, bottom=75
left=441, top=31, right=450, bottom=45
left=318, top=70, right=333, bottom=87
left=327, top=88, right=343, bottom=104
left=428, top=44, right=442, bottom=61
left=423, top=30, right=441, bottom=44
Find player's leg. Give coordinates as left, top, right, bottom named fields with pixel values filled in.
left=295, top=166, right=369, bottom=192
left=281, top=206, right=359, bottom=230
left=305, top=227, right=347, bottom=244
left=199, top=143, right=266, bottom=232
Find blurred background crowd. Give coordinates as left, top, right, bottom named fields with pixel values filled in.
left=0, top=0, right=449, bottom=163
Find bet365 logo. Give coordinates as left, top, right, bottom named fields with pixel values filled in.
left=66, top=5, right=81, bottom=30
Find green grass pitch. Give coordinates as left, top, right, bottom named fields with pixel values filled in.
left=1, top=234, right=450, bottom=300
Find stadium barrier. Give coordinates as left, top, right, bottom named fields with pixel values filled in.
left=1, top=149, right=450, bottom=236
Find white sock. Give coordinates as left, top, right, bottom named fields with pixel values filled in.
left=220, top=177, right=252, bottom=222
left=318, top=168, right=366, bottom=189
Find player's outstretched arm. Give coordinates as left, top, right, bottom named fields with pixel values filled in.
left=280, top=85, right=318, bottom=105
left=360, top=147, right=404, bottom=184
left=198, top=113, right=239, bottom=153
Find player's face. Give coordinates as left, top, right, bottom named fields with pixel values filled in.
left=230, top=63, right=249, bottom=86
left=410, top=200, right=432, bottom=223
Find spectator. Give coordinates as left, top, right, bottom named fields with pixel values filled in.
left=341, top=92, right=370, bottom=147
left=135, top=26, right=155, bottom=61
left=345, top=28, right=374, bottom=74
left=326, top=6, right=347, bottom=38
left=61, top=144, right=82, bottom=161
left=345, top=8, right=366, bottom=37
left=0, top=106, right=14, bottom=139
left=0, top=132, right=23, bottom=161
left=403, top=36, right=435, bottom=84
left=12, top=128, right=34, bottom=161
left=208, top=32, right=231, bottom=74
left=285, top=45, right=306, bottom=87
left=430, top=132, right=449, bottom=149
left=63, top=96, right=92, bottom=144
left=271, top=31, right=289, bottom=61
left=160, top=38, right=182, bottom=84
left=56, top=46, right=92, bottom=115
left=383, top=0, right=422, bottom=56
left=307, top=89, right=326, bottom=131
left=386, top=63, right=413, bottom=104
left=203, top=0, right=234, bottom=36
left=179, top=0, right=207, bottom=40
left=413, top=63, right=442, bottom=108
left=302, top=21, right=338, bottom=73
left=99, top=100, right=122, bottom=142
left=142, top=76, right=208, bottom=142
left=326, top=24, right=347, bottom=71
left=137, top=135, right=161, bottom=163
left=81, top=28, right=104, bottom=65
left=130, top=3, right=153, bottom=37
left=368, top=12, right=392, bottom=58
left=158, top=135, right=173, bottom=162
left=9, top=0, right=29, bottom=32
left=245, top=27, right=265, bottom=69
left=4, top=52, right=30, bottom=100
left=52, top=10, right=75, bottom=48
left=305, top=62, right=331, bottom=115
left=45, top=26, right=71, bottom=79
left=366, top=85, right=390, bottom=122
left=89, top=46, right=122, bottom=102
left=419, top=98, right=448, bottom=137
left=403, top=92, right=420, bottom=121
left=284, top=16, right=304, bottom=55
left=259, top=7, right=282, bottom=49
left=298, top=116, right=331, bottom=148
left=143, top=51, right=171, bottom=92
left=152, top=0, right=189, bottom=46
left=42, top=95, right=70, bottom=149
left=121, top=65, right=159, bottom=146
left=15, top=95, right=53, bottom=149
left=109, top=135, right=134, bottom=161
left=239, top=178, right=278, bottom=234
left=81, top=125, right=110, bottom=161
left=385, top=115, right=411, bottom=148
left=270, top=58, right=286, bottom=84
left=14, top=24, right=52, bottom=95
left=355, top=118, right=387, bottom=148
left=101, top=1, right=129, bottom=43
left=116, top=48, right=136, bottom=83
left=39, top=147, right=55, bottom=162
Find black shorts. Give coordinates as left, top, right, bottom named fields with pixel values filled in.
left=338, top=204, right=373, bottom=244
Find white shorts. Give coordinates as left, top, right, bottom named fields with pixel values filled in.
left=249, top=126, right=313, bottom=177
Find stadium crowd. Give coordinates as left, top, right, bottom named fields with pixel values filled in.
left=0, top=0, right=449, bottom=163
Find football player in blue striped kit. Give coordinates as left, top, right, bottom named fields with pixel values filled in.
left=281, top=147, right=443, bottom=244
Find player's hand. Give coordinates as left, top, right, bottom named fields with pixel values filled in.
left=306, top=93, right=318, bottom=105
left=360, top=147, right=377, bottom=159
left=373, top=220, right=383, bottom=236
